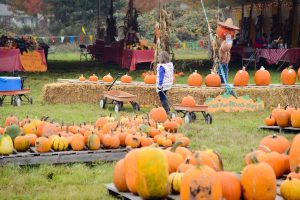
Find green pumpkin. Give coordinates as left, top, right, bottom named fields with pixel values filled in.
left=139, top=124, right=151, bottom=134
left=280, top=177, right=300, bottom=200
left=0, top=134, right=14, bottom=155
left=136, top=147, right=169, bottom=199
left=4, top=125, right=20, bottom=140
left=87, top=133, right=100, bottom=150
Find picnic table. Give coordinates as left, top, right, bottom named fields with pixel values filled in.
left=256, top=48, right=300, bottom=65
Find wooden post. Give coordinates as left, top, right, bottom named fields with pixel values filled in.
left=290, top=0, right=298, bottom=47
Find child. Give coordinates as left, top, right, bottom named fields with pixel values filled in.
left=156, top=51, right=174, bottom=114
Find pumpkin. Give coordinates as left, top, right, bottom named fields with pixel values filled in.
left=217, top=171, right=241, bottom=200
left=258, top=134, right=290, bottom=154
left=149, top=128, right=161, bottom=138
left=149, top=107, right=168, bottom=123
left=121, top=74, right=132, bottom=83
left=280, top=177, right=300, bottom=200
left=254, top=66, right=271, bottom=86
left=289, top=134, right=300, bottom=172
left=4, top=125, right=20, bottom=140
left=23, top=122, right=37, bottom=135
left=87, top=133, right=100, bottom=150
left=103, top=73, right=114, bottom=82
left=282, top=153, right=291, bottom=175
left=0, top=127, right=4, bottom=135
left=70, top=134, right=85, bottom=151
left=89, top=74, right=98, bottom=82
left=175, top=146, right=192, bottom=160
left=5, top=115, right=19, bottom=127
left=181, top=96, right=196, bottom=107
left=79, top=74, right=86, bottom=81
left=35, top=137, right=51, bottom=153
left=241, top=155, right=277, bottom=200
left=0, top=134, right=14, bottom=155
left=244, top=150, right=265, bottom=165
left=180, top=152, right=222, bottom=200
left=187, top=70, right=202, bottom=86
left=125, top=134, right=140, bottom=148
left=165, top=142, right=185, bottom=173
left=144, top=74, right=156, bottom=84
left=291, top=108, right=300, bottom=128
left=298, top=67, right=300, bottom=81
left=162, top=137, right=172, bottom=147
left=276, top=107, right=290, bottom=127
left=136, top=147, right=169, bottom=199
left=124, top=149, right=139, bottom=194
left=205, top=70, right=221, bottom=87
left=14, top=136, right=30, bottom=152
left=168, top=172, right=184, bottom=194
left=216, top=25, right=235, bottom=40
left=113, top=159, right=129, bottom=192
left=140, top=137, right=154, bottom=147
left=163, top=119, right=178, bottom=133
left=117, top=131, right=128, bottom=147
left=189, top=149, right=224, bottom=171
left=102, top=133, right=120, bottom=149
left=287, top=165, right=300, bottom=179
left=25, top=134, right=37, bottom=146
left=42, top=123, right=60, bottom=138
left=233, top=67, right=249, bottom=86
left=52, top=136, right=68, bottom=151
left=281, top=66, right=297, bottom=85
left=264, top=115, right=276, bottom=126
left=177, top=157, right=194, bottom=173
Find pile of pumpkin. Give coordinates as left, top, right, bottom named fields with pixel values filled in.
left=264, top=104, right=300, bottom=128
left=112, top=133, right=300, bottom=200
left=0, top=108, right=189, bottom=155
left=79, top=73, right=114, bottom=83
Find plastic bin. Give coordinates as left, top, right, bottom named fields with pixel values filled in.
left=0, top=77, right=22, bottom=91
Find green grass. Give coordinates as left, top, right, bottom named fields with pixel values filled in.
left=0, top=51, right=294, bottom=199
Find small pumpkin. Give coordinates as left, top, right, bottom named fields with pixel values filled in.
left=89, top=74, right=98, bottom=82
left=125, top=134, right=140, bottom=148
left=177, top=157, right=194, bottom=173
left=113, top=159, right=129, bottom=192
left=163, top=119, right=178, bottom=133
left=103, top=73, right=114, bottom=82
left=121, top=73, right=132, bottom=83
left=23, top=122, right=37, bottom=135
left=79, top=74, right=86, bottom=81
left=4, top=124, right=20, bottom=141
left=187, top=70, right=202, bottom=86
left=205, top=70, right=221, bottom=87
left=254, top=66, right=271, bottom=86
left=168, top=172, right=184, bottom=194
left=280, top=177, right=300, bottom=200
left=244, top=150, right=265, bottom=165
left=233, top=66, right=249, bottom=86
left=149, top=107, right=168, bottom=123
left=264, top=115, right=276, bottom=126
left=165, top=142, right=185, bottom=173
left=189, top=149, right=224, bottom=171
left=281, top=66, right=297, bottom=85
left=52, top=136, right=69, bottom=151
left=35, top=137, right=51, bottom=153
left=144, top=74, right=156, bottom=84
left=181, top=96, right=196, bottom=107
left=14, top=135, right=30, bottom=152
left=287, top=165, right=300, bottom=179
left=5, top=115, right=19, bottom=127
left=70, top=133, right=85, bottom=151
left=298, top=67, right=300, bottom=81
left=258, top=134, right=290, bottom=154
left=276, top=107, right=290, bottom=127
left=217, top=171, right=241, bottom=200
left=87, top=132, right=100, bottom=150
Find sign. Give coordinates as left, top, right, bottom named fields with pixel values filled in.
left=205, top=94, right=264, bottom=113
left=20, top=51, right=47, bottom=72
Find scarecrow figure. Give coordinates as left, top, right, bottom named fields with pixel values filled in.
left=213, top=18, right=239, bottom=83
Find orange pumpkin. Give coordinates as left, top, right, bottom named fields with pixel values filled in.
left=287, top=165, right=300, bottom=179
left=291, top=108, right=300, bottom=128
left=26, top=134, right=37, bottom=147
left=217, top=171, right=241, bottom=200
left=79, top=74, right=86, bottom=81
left=181, top=96, right=196, bottom=107
left=89, top=74, right=98, bottom=82
left=163, top=119, right=178, bottom=133
left=113, top=159, right=129, bottom=192
left=244, top=150, right=265, bottom=165
left=121, top=74, right=132, bottom=83
left=298, top=67, right=300, bottom=81
left=281, top=153, right=291, bottom=175
left=102, top=133, right=120, bottom=149
left=258, top=134, right=290, bottom=154
left=205, top=70, right=221, bottom=87
left=216, top=25, right=235, bottom=40
left=233, top=67, right=249, bottom=86
left=254, top=66, right=271, bottom=86
left=264, top=115, right=276, bottom=126
left=149, top=107, right=168, bottom=123
left=5, top=115, right=19, bottom=127
left=281, top=66, right=297, bottom=85
left=175, top=147, right=192, bottom=160
left=70, top=134, right=85, bottom=151
left=0, top=127, right=4, bottom=135
left=125, top=134, right=141, bottom=148
left=87, top=132, right=100, bottom=150
left=35, top=137, right=51, bottom=153
left=189, top=150, right=223, bottom=171
left=144, top=74, right=156, bottom=84
left=124, top=149, right=139, bottom=194
left=14, top=135, right=30, bottom=152
left=103, top=73, right=114, bottom=82
left=187, top=70, right=202, bottom=86
left=276, top=107, right=290, bottom=127
left=117, top=131, right=128, bottom=147
left=177, top=157, right=194, bottom=173
left=140, top=137, right=154, bottom=147
left=165, top=142, right=185, bottom=173
left=289, top=134, right=300, bottom=172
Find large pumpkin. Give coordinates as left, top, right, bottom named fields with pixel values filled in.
left=181, top=96, right=196, bottom=107
left=217, top=171, right=241, bottom=200
left=35, top=137, right=51, bottom=153
left=205, top=70, right=221, bottom=87
left=121, top=74, right=132, bottom=83
left=149, top=107, right=168, bottom=123
left=136, top=147, right=169, bottom=199
left=289, top=134, right=300, bottom=172
left=124, top=149, right=139, bottom=194
left=258, top=134, right=290, bottom=154
left=241, top=156, right=277, bottom=200
left=144, top=74, right=156, bottom=84
left=254, top=66, right=271, bottom=86
left=180, top=153, right=222, bottom=200
left=281, top=66, right=297, bottom=85
left=244, top=150, right=265, bottom=165
left=168, top=172, right=184, bottom=194
left=280, top=177, right=300, bottom=200
left=233, top=67, right=249, bottom=86
left=14, top=135, right=30, bottom=152
left=291, top=108, right=300, bottom=128
left=113, top=159, right=129, bottom=192
left=187, top=70, right=202, bottom=86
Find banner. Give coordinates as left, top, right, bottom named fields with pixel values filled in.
left=20, top=50, right=47, bottom=72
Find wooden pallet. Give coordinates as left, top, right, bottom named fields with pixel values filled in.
left=173, top=104, right=208, bottom=112
left=0, top=148, right=128, bottom=166
left=106, top=182, right=283, bottom=200
left=259, top=126, right=300, bottom=134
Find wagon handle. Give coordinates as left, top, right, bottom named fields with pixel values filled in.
left=107, top=73, right=125, bottom=91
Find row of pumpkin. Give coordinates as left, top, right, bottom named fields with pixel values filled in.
left=79, top=66, right=300, bottom=87
left=264, top=105, right=300, bottom=128
left=0, top=106, right=190, bottom=155
left=112, top=133, right=300, bottom=200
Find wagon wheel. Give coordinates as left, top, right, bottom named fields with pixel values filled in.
left=132, top=102, right=140, bottom=111
left=114, top=102, right=122, bottom=113
left=29, top=97, right=33, bottom=104
left=99, top=98, right=106, bottom=109
left=205, top=113, right=213, bottom=124
left=190, top=112, right=197, bottom=121
left=184, top=112, right=192, bottom=124
left=119, top=102, right=124, bottom=108
left=13, top=96, right=21, bottom=106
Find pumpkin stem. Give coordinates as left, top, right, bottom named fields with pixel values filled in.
left=194, top=152, right=202, bottom=167
left=295, top=165, right=300, bottom=173
left=288, top=65, right=293, bottom=70
left=272, top=134, right=278, bottom=138
left=185, top=157, right=190, bottom=164
left=213, top=150, right=224, bottom=171
left=259, top=145, right=272, bottom=153
left=170, top=141, right=183, bottom=152
left=250, top=152, right=259, bottom=164
left=242, top=66, right=246, bottom=71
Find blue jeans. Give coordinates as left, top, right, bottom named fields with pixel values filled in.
left=158, top=90, right=170, bottom=114
left=218, top=63, right=229, bottom=84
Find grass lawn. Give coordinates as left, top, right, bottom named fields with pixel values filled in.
left=0, top=51, right=294, bottom=199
